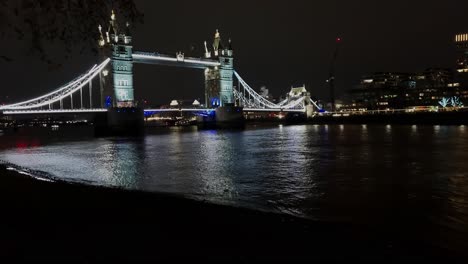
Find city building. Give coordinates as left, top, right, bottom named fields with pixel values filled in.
left=167, top=99, right=203, bottom=109
left=344, top=33, right=468, bottom=111
left=259, top=87, right=273, bottom=101
left=455, top=33, right=468, bottom=73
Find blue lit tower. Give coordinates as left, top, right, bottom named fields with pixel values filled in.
left=106, top=10, right=134, bottom=107
left=204, top=30, right=234, bottom=107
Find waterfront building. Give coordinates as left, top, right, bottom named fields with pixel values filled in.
left=259, top=87, right=273, bottom=101
left=348, top=69, right=467, bottom=110
left=345, top=34, right=468, bottom=111
left=167, top=99, right=202, bottom=109
left=455, top=33, right=468, bottom=73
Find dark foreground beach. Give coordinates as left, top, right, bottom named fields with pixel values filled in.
left=0, top=164, right=466, bottom=262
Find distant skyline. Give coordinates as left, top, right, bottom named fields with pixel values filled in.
left=2, top=0, right=468, bottom=105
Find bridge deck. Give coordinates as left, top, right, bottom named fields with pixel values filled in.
left=2, top=108, right=306, bottom=115
left=133, top=52, right=220, bottom=69
left=2, top=109, right=109, bottom=115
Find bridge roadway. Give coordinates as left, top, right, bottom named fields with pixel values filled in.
left=132, top=52, right=221, bottom=69
left=0, top=108, right=306, bottom=116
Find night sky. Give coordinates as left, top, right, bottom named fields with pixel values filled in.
left=2, top=0, right=468, bottom=105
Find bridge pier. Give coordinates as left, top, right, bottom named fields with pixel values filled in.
left=197, top=105, right=244, bottom=128
left=214, top=105, right=244, bottom=125
left=94, top=107, right=144, bottom=136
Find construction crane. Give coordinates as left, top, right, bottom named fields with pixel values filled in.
left=327, top=37, right=342, bottom=112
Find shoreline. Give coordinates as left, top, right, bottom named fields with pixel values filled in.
left=146, top=110, right=468, bottom=126
left=307, top=110, right=468, bottom=125
left=0, top=163, right=466, bottom=261
left=5, top=110, right=468, bottom=133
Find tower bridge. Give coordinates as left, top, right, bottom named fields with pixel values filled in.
left=0, top=11, right=322, bottom=130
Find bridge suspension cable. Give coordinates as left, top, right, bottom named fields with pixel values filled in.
left=233, top=71, right=321, bottom=111
left=234, top=71, right=282, bottom=109
left=0, top=59, right=110, bottom=111
left=308, top=97, right=322, bottom=111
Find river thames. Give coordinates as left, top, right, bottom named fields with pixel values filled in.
left=0, top=124, right=467, bottom=253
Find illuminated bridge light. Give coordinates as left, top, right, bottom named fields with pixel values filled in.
left=132, top=52, right=221, bottom=68
left=3, top=109, right=108, bottom=115
left=0, top=58, right=110, bottom=111
left=144, top=109, right=215, bottom=113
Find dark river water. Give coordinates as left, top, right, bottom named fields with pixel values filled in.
left=1, top=124, right=468, bottom=251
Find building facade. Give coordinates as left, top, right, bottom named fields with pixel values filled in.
left=346, top=34, right=468, bottom=111
left=349, top=69, right=467, bottom=110
left=456, top=33, right=468, bottom=73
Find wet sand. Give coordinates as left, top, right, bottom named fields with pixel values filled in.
left=0, top=164, right=464, bottom=262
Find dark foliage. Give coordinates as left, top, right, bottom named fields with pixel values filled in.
left=0, top=0, right=143, bottom=63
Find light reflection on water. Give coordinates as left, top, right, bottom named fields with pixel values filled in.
left=0, top=124, right=468, bottom=249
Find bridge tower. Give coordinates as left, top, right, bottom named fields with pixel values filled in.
left=105, top=10, right=135, bottom=108
left=204, top=30, right=234, bottom=107
left=97, top=11, right=143, bottom=135
left=201, top=30, right=243, bottom=126
left=219, top=38, right=235, bottom=106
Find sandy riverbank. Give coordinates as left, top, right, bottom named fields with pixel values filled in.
left=0, top=164, right=464, bottom=262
